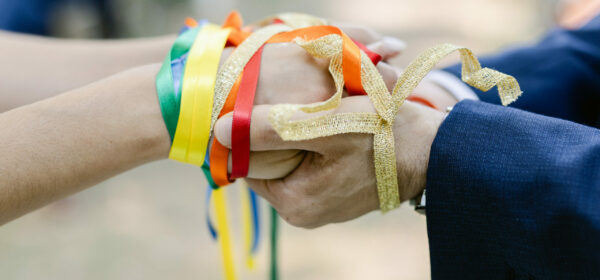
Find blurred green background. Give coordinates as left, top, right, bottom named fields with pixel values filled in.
left=0, top=0, right=584, bottom=279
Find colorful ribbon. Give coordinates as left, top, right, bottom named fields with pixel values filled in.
left=230, top=46, right=265, bottom=179
left=241, top=183, right=261, bottom=268
left=169, top=24, right=231, bottom=165
left=213, top=186, right=236, bottom=280
left=156, top=27, right=200, bottom=140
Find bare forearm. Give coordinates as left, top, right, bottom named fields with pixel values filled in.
left=0, top=31, right=175, bottom=111
left=0, top=64, right=170, bottom=224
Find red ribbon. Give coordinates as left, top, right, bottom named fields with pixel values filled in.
left=352, top=39, right=382, bottom=66
left=230, top=46, right=265, bottom=179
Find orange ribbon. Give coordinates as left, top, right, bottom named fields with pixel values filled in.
left=209, top=11, right=250, bottom=187
left=267, top=26, right=365, bottom=95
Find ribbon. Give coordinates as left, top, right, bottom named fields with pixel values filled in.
left=223, top=11, right=253, bottom=47
left=162, top=23, right=238, bottom=279
left=156, top=27, right=200, bottom=141
left=213, top=186, right=236, bottom=280
left=169, top=24, right=231, bottom=165
left=209, top=75, right=241, bottom=186
left=269, top=207, right=279, bottom=280
left=230, top=46, right=265, bottom=179
left=352, top=39, right=382, bottom=66
left=249, top=189, right=260, bottom=253
left=209, top=11, right=251, bottom=186
left=241, top=183, right=261, bottom=268
left=406, top=95, right=438, bottom=110
left=267, top=26, right=365, bottom=95
left=205, top=186, right=218, bottom=239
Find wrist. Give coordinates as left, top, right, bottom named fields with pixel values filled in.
left=394, top=101, right=444, bottom=201
left=123, top=64, right=173, bottom=161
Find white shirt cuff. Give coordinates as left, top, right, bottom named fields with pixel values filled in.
left=425, top=70, right=479, bottom=101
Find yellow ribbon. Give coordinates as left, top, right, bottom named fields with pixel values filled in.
left=166, top=24, right=237, bottom=279
left=170, top=24, right=231, bottom=165
left=213, top=187, right=236, bottom=280
left=240, top=181, right=255, bottom=269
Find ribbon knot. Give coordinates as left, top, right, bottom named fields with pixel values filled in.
left=268, top=39, right=522, bottom=212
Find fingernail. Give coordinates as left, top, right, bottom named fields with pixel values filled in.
left=382, top=36, right=406, bottom=52
left=214, top=115, right=233, bottom=147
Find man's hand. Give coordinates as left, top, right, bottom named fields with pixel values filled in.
left=214, top=96, right=444, bottom=228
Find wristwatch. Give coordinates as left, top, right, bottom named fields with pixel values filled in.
left=410, top=189, right=426, bottom=215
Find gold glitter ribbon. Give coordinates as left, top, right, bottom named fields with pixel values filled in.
left=210, top=24, right=292, bottom=133
left=268, top=40, right=522, bottom=212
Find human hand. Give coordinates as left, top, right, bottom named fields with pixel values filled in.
left=214, top=96, right=444, bottom=228
left=214, top=25, right=406, bottom=179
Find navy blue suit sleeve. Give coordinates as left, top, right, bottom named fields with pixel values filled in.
left=426, top=100, right=600, bottom=279
left=444, top=16, right=600, bottom=127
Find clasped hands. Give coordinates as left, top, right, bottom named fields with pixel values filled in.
left=213, top=24, right=450, bottom=228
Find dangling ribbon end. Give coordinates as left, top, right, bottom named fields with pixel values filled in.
left=500, top=89, right=523, bottom=106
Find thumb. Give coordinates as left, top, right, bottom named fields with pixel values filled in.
left=214, top=104, right=319, bottom=151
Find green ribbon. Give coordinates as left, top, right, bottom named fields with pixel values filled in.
left=270, top=206, right=279, bottom=280
left=156, top=27, right=201, bottom=141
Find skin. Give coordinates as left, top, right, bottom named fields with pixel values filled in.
left=0, top=30, right=174, bottom=112
left=0, top=25, right=420, bottom=226
left=214, top=97, right=445, bottom=228
left=0, top=64, right=168, bottom=224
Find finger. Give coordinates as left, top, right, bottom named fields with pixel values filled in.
left=377, top=62, right=401, bottom=92
left=226, top=149, right=305, bottom=179
left=333, top=22, right=405, bottom=60
left=245, top=152, right=323, bottom=218
left=333, top=22, right=382, bottom=45
left=367, top=37, right=406, bottom=60
left=214, top=104, right=321, bottom=151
